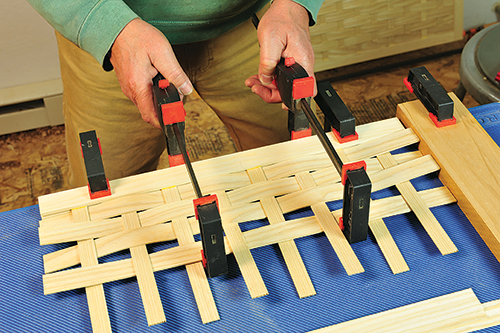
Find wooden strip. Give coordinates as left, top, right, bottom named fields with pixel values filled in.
left=227, top=177, right=300, bottom=205
left=43, top=187, right=456, bottom=295
left=295, top=172, right=364, bottom=275
left=162, top=187, right=219, bottom=324
left=215, top=190, right=268, bottom=299
left=72, top=207, right=111, bottom=333
left=309, top=289, right=486, bottom=333
left=377, top=152, right=457, bottom=255
left=89, top=192, right=165, bottom=221
left=37, top=118, right=406, bottom=218
left=39, top=216, right=124, bottom=245
left=397, top=94, right=500, bottom=260
left=369, top=218, right=409, bottom=274
left=247, top=167, right=315, bottom=298
left=122, top=212, right=166, bottom=326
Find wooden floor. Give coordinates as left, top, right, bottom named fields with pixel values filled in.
left=0, top=50, right=480, bottom=213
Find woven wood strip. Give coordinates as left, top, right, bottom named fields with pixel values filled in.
left=72, top=207, right=112, bottom=333
left=377, top=152, right=457, bottom=255
left=122, top=211, right=166, bottom=326
left=162, top=187, right=220, bottom=324
left=369, top=218, right=409, bottom=274
left=247, top=167, right=316, bottom=298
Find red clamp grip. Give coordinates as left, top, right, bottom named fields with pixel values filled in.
left=495, top=71, right=500, bottom=84
left=403, top=77, right=414, bottom=93
left=341, top=160, right=367, bottom=185
left=193, top=194, right=219, bottom=221
left=161, top=101, right=186, bottom=125
left=200, top=249, right=207, bottom=268
left=332, top=128, right=359, bottom=143
left=168, top=154, right=185, bottom=167
left=291, top=128, right=312, bottom=140
left=88, top=179, right=111, bottom=200
left=429, top=113, right=456, bottom=128
left=293, top=76, right=315, bottom=100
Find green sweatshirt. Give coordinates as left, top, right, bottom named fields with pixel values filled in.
left=27, top=0, right=323, bottom=69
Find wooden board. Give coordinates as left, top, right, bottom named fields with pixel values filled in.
left=397, top=93, right=500, bottom=262
left=38, top=117, right=460, bottom=330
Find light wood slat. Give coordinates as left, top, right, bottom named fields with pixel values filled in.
left=377, top=152, right=457, bottom=255
left=369, top=218, right=409, bottom=274
left=295, top=172, right=364, bottom=275
left=38, top=118, right=407, bottom=218
left=72, top=207, right=112, bottom=333
left=397, top=94, right=500, bottom=259
left=122, top=212, right=166, bottom=326
left=227, top=177, right=300, bottom=205
left=43, top=187, right=457, bottom=295
left=39, top=216, right=124, bottom=245
left=89, top=192, right=165, bottom=221
left=162, top=187, right=219, bottom=324
left=309, top=289, right=486, bottom=333
left=247, top=167, right=315, bottom=298
left=278, top=154, right=439, bottom=214
left=215, top=190, right=268, bottom=299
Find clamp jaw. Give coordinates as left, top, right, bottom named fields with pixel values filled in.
left=152, top=74, right=228, bottom=277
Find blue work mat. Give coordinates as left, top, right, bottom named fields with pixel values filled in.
left=2, top=103, right=500, bottom=332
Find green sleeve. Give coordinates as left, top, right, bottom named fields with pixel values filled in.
left=292, top=0, right=325, bottom=26
left=26, top=0, right=138, bottom=67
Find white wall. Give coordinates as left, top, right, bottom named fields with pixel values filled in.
left=463, top=0, right=499, bottom=31
left=0, top=1, right=60, bottom=91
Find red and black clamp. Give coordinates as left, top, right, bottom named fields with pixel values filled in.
left=314, top=81, right=358, bottom=143
left=152, top=73, right=187, bottom=167
left=79, top=130, right=111, bottom=200
left=152, top=75, right=228, bottom=278
left=275, top=57, right=314, bottom=140
left=275, top=62, right=372, bottom=244
left=404, top=66, right=456, bottom=127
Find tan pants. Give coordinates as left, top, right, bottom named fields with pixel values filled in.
left=57, top=14, right=289, bottom=188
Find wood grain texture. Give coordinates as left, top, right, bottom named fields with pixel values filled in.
left=377, top=152, right=457, bottom=255
left=397, top=93, right=500, bottom=261
left=247, top=167, right=316, bottom=298
left=369, top=218, right=409, bottom=274
left=162, top=187, right=219, bottom=324
left=122, top=212, right=166, bottom=326
left=72, top=207, right=111, bottom=333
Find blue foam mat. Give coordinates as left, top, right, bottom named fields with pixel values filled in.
left=2, top=103, right=500, bottom=332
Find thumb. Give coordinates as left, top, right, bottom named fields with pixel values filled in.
left=258, top=36, right=284, bottom=85
left=150, top=44, right=193, bottom=97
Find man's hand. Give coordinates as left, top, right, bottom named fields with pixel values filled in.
left=245, top=0, right=316, bottom=104
left=110, top=18, right=193, bottom=128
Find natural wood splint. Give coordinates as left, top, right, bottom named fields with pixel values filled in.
left=397, top=93, right=500, bottom=261
left=309, top=288, right=500, bottom=333
left=161, top=187, right=220, bottom=324
left=72, top=207, right=112, bottom=333
left=38, top=117, right=461, bottom=330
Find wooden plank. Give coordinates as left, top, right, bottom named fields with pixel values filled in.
left=377, top=152, right=457, bottom=255
left=122, top=212, right=166, bottom=326
left=162, top=187, right=219, bottom=324
left=397, top=93, right=500, bottom=261
left=369, top=218, right=409, bottom=274
left=72, top=207, right=112, bottom=333
left=295, top=172, right=364, bottom=275
left=247, top=167, right=315, bottom=298
left=309, top=289, right=486, bottom=333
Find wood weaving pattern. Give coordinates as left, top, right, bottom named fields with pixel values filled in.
left=311, top=0, right=463, bottom=72
left=38, top=117, right=458, bottom=331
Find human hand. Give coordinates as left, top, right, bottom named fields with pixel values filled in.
left=110, top=18, right=193, bottom=128
left=245, top=0, right=316, bottom=104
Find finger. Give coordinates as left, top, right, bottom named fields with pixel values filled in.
left=258, top=32, right=285, bottom=85
left=150, top=43, right=193, bottom=96
left=251, top=84, right=282, bottom=103
left=134, top=81, right=161, bottom=129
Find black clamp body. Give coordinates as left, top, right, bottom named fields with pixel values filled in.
left=275, top=58, right=312, bottom=135
left=341, top=166, right=372, bottom=243
left=195, top=195, right=228, bottom=278
left=79, top=130, right=111, bottom=199
left=315, top=81, right=356, bottom=138
left=406, top=66, right=454, bottom=122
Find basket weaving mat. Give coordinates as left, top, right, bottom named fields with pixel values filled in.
left=38, top=117, right=462, bottom=330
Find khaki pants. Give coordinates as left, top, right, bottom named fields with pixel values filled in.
left=57, top=13, right=289, bottom=188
